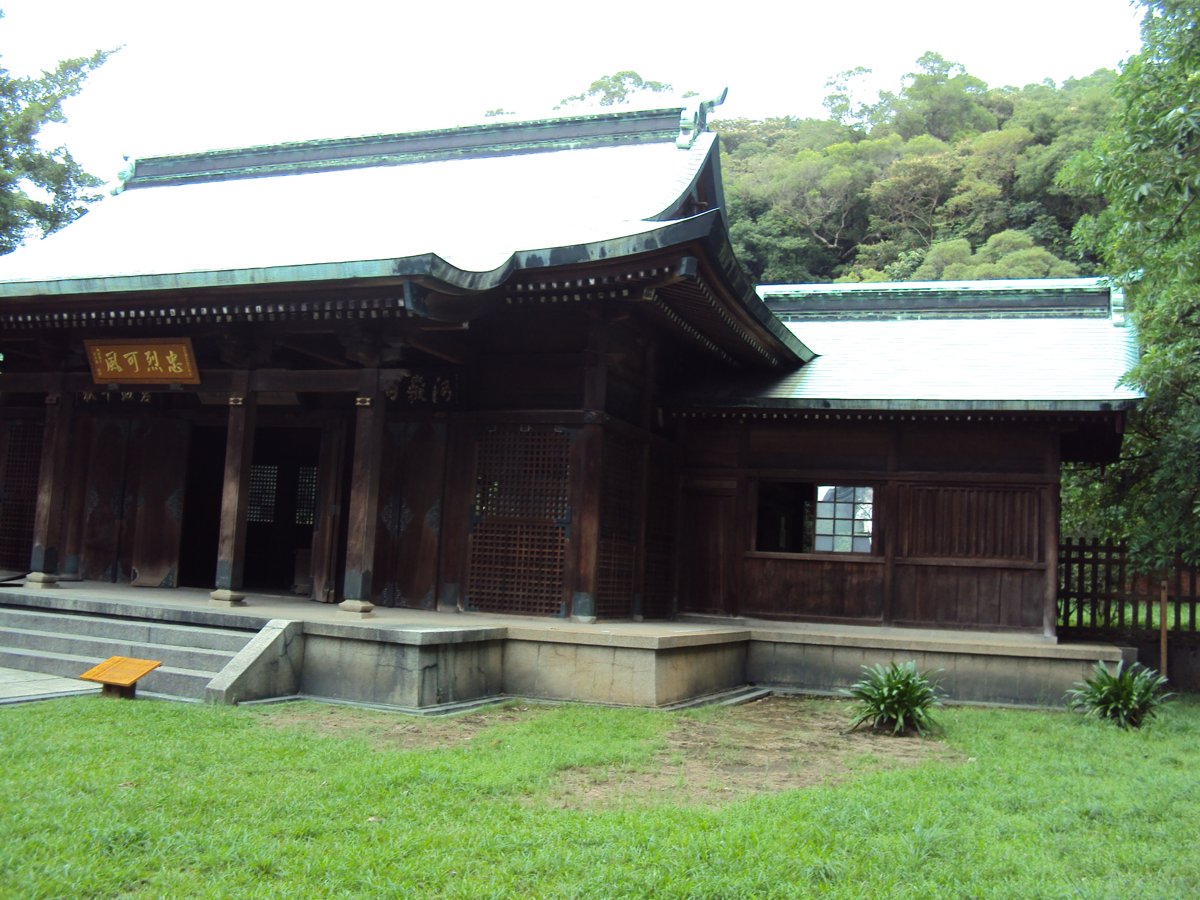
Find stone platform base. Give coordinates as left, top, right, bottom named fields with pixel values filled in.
left=0, top=587, right=1122, bottom=710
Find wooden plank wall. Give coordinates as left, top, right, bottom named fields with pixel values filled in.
left=677, top=418, right=1058, bottom=630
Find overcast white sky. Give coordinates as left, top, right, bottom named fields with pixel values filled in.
left=2, top=0, right=1144, bottom=185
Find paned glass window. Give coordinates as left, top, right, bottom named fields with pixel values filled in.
left=813, top=485, right=873, bottom=553
left=756, top=482, right=874, bottom=555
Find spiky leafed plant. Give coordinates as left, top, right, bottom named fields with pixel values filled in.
left=844, top=661, right=943, bottom=736
left=1066, top=661, right=1173, bottom=730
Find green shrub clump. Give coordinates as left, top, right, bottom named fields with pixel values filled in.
left=1066, top=660, right=1173, bottom=729
left=844, top=660, right=943, bottom=736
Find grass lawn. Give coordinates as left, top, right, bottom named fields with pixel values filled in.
left=1, top=693, right=1198, bottom=898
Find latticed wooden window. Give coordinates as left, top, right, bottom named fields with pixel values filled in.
left=0, top=421, right=44, bottom=570
left=295, top=466, right=318, bottom=526
left=467, top=425, right=573, bottom=615
left=247, top=464, right=278, bottom=524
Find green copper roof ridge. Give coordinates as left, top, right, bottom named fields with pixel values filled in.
left=122, top=107, right=691, bottom=189
left=135, top=106, right=689, bottom=165
left=757, top=276, right=1114, bottom=297
left=124, top=131, right=679, bottom=189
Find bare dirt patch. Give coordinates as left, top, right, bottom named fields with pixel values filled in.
left=252, top=695, right=961, bottom=808
left=548, top=695, right=962, bottom=809
left=251, top=700, right=555, bottom=751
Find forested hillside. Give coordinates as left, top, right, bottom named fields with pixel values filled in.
left=714, top=53, right=1116, bottom=285
left=571, top=4, right=1199, bottom=570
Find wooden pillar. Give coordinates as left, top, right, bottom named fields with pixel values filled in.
left=26, top=387, right=74, bottom=588
left=58, top=415, right=92, bottom=581
left=569, top=315, right=608, bottom=622
left=569, top=420, right=603, bottom=622
left=310, top=418, right=348, bottom=603
left=437, top=418, right=474, bottom=612
left=630, top=340, right=657, bottom=620
left=1043, top=433, right=1062, bottom=639
left=340, top=373, right=385, bottom=617
left=210, top=374, right=256, bottom=605
left=882, top=423, right=900, bottom=624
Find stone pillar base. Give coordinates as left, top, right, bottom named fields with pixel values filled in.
left=570, top=615, right=597, bottom=625
left=24, top=571, right=59, bottom=589
left=209, top=588, right=246, bottom=606
left=339, top=598, right=375, bottom=618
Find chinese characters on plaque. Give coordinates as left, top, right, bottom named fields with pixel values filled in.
left=84, top=338, right=201, bottom=385
left=385, top=372, right=457, bottom=407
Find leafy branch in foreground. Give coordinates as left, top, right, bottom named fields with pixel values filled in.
left=1066, top=660, right=1173, bottom=729
left=0, top=17, right=113, bottom=254
left=1061, top=0, right=1200, bottom=568
left=844, top=660, right=943, bottom=736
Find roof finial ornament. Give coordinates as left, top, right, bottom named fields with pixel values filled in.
left=111, top=156, right=135, bottom=195
left=677, top=87, right=728, bottom=149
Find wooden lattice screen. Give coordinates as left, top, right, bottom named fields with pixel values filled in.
left=467, top=425, right=573, bottom=615
left=0, top=420, right=44, bottom=571
left=596, top=433, right=640, bottom=618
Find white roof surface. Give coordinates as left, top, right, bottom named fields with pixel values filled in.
left=0, top=134, right=714, bottom=288
left=777, top=316, right=1141, bottom=404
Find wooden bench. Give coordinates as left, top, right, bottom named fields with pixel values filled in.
left=79, top=656, right=162, bottom=699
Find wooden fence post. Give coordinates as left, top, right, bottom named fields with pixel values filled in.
left=1160, top=579, right=1169, bottom=679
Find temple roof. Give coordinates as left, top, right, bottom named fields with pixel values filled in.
left=0, top=101, right=811, bottom=367
left=671, top=278, right=1142, bottom=413
left=0, top=109, right=715, bottom=293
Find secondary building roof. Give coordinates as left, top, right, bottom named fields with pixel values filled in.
left=671, top=278, right=1142, bottom=413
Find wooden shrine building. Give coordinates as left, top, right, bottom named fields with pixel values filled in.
left=0, top=102, right=1139, bottom=636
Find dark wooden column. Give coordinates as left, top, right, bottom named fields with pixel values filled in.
left=630, top=340, right=657, bottom=620
left=58, top=415, right=92, bottom=581
left=340, top=373, right=385, bottom=617
left=1042, top=433, right=1062, bottom=638
left=437, top=418, right=474, bottom=612
left=210, top=373, right=256, bottom=605
left=26, top=387, right=74, bottom=588
left=882, top=423, right=900, bottom=625
left=310, top=418, right=348, bottom=603
left=568, top=420, right=603, bottom=622
left=569, top=316, right=608, bottom=622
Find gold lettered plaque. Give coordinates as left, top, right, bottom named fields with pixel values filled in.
left=85, top=338, right=201, bottom=385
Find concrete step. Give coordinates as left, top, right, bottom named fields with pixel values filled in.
left=0, top=604, right=259, bottom=701
left=0, top=646, right=216, bottom=700
left=0, top=606, right=252, bottom=652
left=0, top=625, right=236, bottom=673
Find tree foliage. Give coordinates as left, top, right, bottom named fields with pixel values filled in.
left=718, top=57, right=1114, bottom=285
left=558, top=71, right=678, bottom=108
left=0, top=18, right=110, bottom=254
left=1060, top=0, right=1200, bottom=568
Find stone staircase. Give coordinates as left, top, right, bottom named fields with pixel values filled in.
left=0, top=605, right=257, bottom=700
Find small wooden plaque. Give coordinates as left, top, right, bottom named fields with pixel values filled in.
left=80, top=656, right=162, bottom=688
